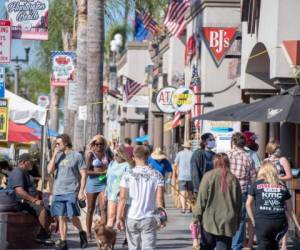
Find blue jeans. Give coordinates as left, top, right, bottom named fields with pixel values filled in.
left=232, top=193, right=247, bottom=250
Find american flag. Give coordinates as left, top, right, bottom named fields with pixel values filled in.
left=190, top=65, right=201, bottom=129
left=172, top=111, right=182, bottom=128
left=164, top=0, right=190, bottom=37
left=138, top=9, right=161, bottom=36
left=124, top=76, right=145, bottom=102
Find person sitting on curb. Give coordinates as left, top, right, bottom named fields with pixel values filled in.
left=8, top=153, right=54, bottom=245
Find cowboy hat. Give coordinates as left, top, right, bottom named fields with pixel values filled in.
left=151, top=148, right=166, bottom=160
left=182, top=141, right=192, bottom=148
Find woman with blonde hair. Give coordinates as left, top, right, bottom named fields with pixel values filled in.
left=106, top=145, right=132, bottom=228
left=85, top=135, right=113, bottom=240
left=264, top=141, right=292, bottom=250
left=265, top=141, right=292, bottom=181
left=246, top=161, right=300, bottom=250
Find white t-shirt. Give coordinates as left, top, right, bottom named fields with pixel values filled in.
left=120, top=165, right=164, bottom=220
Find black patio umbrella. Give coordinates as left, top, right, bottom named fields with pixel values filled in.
left=195, top=102, right=247, bottom=121
left=194, top=85, right=300, bottom=123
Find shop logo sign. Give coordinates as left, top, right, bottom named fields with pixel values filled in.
left=202, top=27, right=237, bottom=67
left=156, top=87, right=176, bottom=113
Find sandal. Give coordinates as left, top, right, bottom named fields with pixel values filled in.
left=181, top=209, right=186, bottom=214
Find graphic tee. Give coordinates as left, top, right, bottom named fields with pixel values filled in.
left=249, top=179, right=291, bottom=219
left=120, top=165, right=164, bottom=220
left=53, top=151, right=86, bottom=195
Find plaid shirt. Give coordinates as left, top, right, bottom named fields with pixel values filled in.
left=227, top=147, right=256, bottom=193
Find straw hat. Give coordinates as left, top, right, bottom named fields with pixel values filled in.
left=182, top=141, right=192, bottom=148
left=151, top=148, right=166, bottom=160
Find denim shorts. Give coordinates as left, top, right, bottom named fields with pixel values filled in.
left=51, top=193, right=80, bottom=217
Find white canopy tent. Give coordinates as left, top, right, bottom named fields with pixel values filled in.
left=5, top=89, right=48, bottom=188
left=5, top=89, right=47, bottom=125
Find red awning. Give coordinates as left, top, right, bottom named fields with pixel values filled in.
left=8, top=121, right=40, bottom=143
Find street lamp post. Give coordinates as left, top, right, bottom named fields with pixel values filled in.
left=11, top=47, right=30, bottom=95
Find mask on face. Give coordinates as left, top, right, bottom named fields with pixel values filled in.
left=207, top=140, right=216, bottom=149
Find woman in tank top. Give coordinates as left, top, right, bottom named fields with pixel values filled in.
left=85, top=135, right=113, bottom=240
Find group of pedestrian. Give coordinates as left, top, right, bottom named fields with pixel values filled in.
left=189, top=131, right=300, bottom=250
left=7, top=133, right=168, bottom=250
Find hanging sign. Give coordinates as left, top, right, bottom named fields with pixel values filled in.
left=0, top=67, right=5, bottom=98
left=51, top=51, right=75, bottom=87
left=0, top=98, right=9, bottom=141
left=5, top=0, right=48, bottom=40
left=172, top=87, right=195, bottom=112
left=37, top=94, right=50, bottom=109
left=78, top=105, right=87, bottom=121
left=156, top=87, right=176, bottom=113
left=67, top=81, right=79, bottom=111
left=0, top=20, right=11, bottom=64
left=202, top=27, right=237, bottom=66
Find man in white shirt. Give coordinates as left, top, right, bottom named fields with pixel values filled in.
left=116, top=146, right=165, bottom=249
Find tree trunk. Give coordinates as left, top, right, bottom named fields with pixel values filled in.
left=73, top=0, right=87, bottom=150
left=86, top=0, right=105, bottom=141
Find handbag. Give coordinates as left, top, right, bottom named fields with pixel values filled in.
left=0, top=188, right=18, bottom=212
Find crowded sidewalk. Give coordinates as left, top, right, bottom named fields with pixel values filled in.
left=36, top=193, right=300, bottom=250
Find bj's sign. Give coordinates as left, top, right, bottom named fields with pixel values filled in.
left=202, top=27, right=237, bottom=67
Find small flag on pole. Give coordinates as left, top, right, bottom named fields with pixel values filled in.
left=137, top=9, right=161, bottom=36
left=164, top=0, right=190, bottom=37
left=172, top=111, right=182, bottom=128
left=190, top=65, right=201, bottom=129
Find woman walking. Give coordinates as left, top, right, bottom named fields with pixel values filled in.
left=192, top=153, right=242, bottom=250
left=265, top=141, right=292, bottom=250
left=106, top=146, right=132, bottom=227
left=85, top=135, right=113, bottom=240
left=246, top=161, right=300, bottom=250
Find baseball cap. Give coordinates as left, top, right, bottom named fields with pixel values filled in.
left=18, top=153, right=32, bottom=162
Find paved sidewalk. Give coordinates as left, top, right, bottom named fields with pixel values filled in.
left=36, top=194, right=300, bottom=250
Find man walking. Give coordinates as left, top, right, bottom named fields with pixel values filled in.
left=174, top=141, right=193, bottom=214
left=228, top=132, right=256, bottom=250
left=116, top=146, right=165, bottom=249
left=8, top=153, right=53, bottom=245
left=48, top=134, right=88, bottom=250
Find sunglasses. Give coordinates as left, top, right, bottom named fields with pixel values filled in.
left=95, top=143, right=104, bottom=146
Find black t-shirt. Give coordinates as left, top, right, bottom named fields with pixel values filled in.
left=249, top=179, right=291, bottom=219
left=8, top=167, right=32, bottom=200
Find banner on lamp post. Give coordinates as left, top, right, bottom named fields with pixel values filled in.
left=0, top=98, right=9, bottom=142
left=0, top=67, right=5, bottom=98
left=51, top=51, right=75, bottom=87
left=0, top=20, right=11, bottom=64
left=5, top=0, right=49, bottom=40
left=202, top=27, right=237, bottom=67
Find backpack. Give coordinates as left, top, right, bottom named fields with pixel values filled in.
left=0, top=188, right=18, bottom=212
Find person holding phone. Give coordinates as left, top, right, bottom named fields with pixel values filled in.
left=48, top=134, right=88, bottom=250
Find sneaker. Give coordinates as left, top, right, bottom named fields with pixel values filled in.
left=55, top=239, right=68, bottom=250
left=79, top=230, right=88, bottom=248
